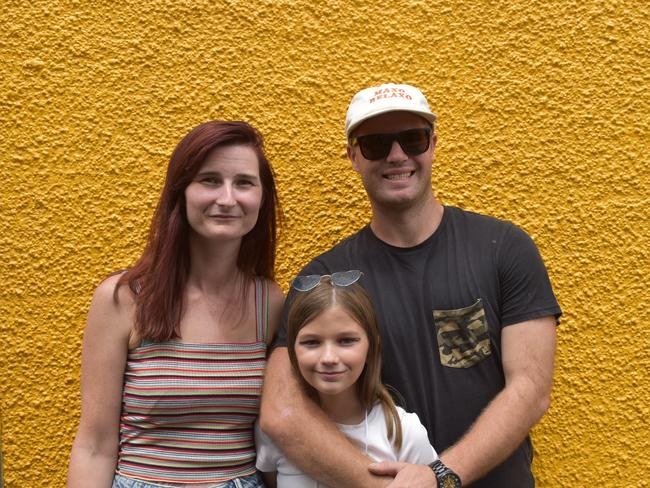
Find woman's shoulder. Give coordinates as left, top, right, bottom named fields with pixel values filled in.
left=92, top=271, right=135, bottom=309
left=86, top=271, right=136, bottom=344
left=266, top=279, right=285, bottom=305
left=254, top=276, right=284, bottom=311
left=260, top=278, right=285, bottom=344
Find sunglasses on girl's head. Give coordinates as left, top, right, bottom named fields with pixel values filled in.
left=350, top=127, right=432, bottom=161
left=291, top=270, right=363, bottom=292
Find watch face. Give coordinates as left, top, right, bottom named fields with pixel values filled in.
left=441, top=473, right=461, bottom=488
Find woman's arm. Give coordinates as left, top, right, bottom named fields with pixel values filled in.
left=264, top=281, right=285, bottom=345
left=67, top=275, right=133, bottom=488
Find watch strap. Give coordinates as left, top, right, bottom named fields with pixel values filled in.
left=429, top=459, right=462, bottom=487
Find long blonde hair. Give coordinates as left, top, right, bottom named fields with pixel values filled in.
left=287, top=278, right=403, bottom=449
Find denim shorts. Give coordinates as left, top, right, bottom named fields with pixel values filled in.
left=112, top=473, right=264, bottom=488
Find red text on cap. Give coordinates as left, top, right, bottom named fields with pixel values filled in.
left=369, top=87, right=412, bottom=104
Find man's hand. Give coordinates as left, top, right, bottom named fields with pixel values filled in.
left=369, top=461, right=438, bottom=488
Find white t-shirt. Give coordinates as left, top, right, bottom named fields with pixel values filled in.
left=255, top=404, right=438, bottom=488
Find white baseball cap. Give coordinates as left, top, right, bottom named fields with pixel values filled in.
left=344, top=83, right=437, bottom=138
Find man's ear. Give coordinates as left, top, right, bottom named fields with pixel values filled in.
left=347, top=144, right=360, bottom=172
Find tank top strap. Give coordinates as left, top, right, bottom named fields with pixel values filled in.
left=254, top=277, right=269, bottom=342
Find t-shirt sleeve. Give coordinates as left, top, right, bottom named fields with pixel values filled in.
left=254, top=420, right=281, bottom=472
left=498, top=223, right=562, bottom=327
left=397, top=408, right=438, bottom=465
left=273, top=258, right=332, bottom=348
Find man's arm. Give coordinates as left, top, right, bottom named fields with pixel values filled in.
left=441, top=316, right=556, bottom=483
left=259, top=347, right=390, bottom=488
left=371, top=316, right=556, bottom=486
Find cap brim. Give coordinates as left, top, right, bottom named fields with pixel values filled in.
left=347, top=108, right=437, bottom=138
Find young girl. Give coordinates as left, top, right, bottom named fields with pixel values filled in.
left=256, top=270, right=437, bottom=487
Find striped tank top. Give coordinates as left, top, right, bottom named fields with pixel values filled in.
left=116, top=278, right=269, bottom=483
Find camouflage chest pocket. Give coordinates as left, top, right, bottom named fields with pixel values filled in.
left=433, top=299, right=491, bottom=368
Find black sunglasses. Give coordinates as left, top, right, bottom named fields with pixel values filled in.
left=291, top=270, right=363, bottom=292
left=351, top=127, right=432, bottom=160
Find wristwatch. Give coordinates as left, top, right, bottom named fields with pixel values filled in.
left=429, top=460, right=462, bottom=488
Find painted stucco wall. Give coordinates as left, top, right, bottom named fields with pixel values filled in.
left=1, top=1, right=648, bottom=486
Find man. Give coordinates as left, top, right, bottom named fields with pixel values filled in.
left=260, top=83, right=561, bottom=487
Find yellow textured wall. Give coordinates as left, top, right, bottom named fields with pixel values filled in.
left=1, top=1, right=648, bottom=486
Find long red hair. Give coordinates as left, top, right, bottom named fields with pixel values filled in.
left=116, top=120, right=279, bottom=342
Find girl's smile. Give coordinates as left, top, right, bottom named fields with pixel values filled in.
left=294, top=306, right=369, bottom=419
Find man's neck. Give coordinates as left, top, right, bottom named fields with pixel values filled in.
left=369, top=197, right=444, bottom=248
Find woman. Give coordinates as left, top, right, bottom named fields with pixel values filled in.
left=68, top=121, right=284, bottom=488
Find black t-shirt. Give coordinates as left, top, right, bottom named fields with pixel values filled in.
left=277, top=206, right=561, bottom=487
